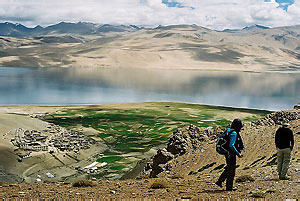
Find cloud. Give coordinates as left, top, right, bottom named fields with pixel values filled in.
left=0, top=0, right=299, bottom=29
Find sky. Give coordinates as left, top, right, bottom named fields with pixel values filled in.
left=0, top=0, right=299, bottom=30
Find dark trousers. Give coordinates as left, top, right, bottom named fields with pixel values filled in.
left=217, top=155, right=236, bottom=190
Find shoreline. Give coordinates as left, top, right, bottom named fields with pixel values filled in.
left=1, top=65, right=300, bottom=74
left=0, top=101, right=274, bottom=112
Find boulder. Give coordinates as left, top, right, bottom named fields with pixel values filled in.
left=146, top=124, right=213, bottom=177
left=150, top=148, right=174, bottom=177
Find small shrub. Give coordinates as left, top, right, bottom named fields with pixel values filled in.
left=72, top=180, right=96, bottom=187
left=43, top=180, right=54, bottom=184
left=63, top=181, right=71, bottom=185
left=150, top=181, right=168, bottom=189
left=251, top=192, right=265, bottom=198
left=236, top=175, right=255, bottom=183
left=181, top=196, right=192, bottom=199
left=265, top=189, right=276, bottom=193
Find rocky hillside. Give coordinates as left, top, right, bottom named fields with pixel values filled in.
left=143, top=110, right=299, bottom=178
left=0, top=109, right=298, bottom=199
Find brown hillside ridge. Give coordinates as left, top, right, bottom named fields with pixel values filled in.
left=1, top=25, right=300, bottom=72
left=0, top=110, right=299, bottom=199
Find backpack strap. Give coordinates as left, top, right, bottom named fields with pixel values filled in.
left=225, top=129, right=235, bottom=137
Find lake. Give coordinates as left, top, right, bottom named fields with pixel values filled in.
left=0, top=66, right=299, bottom=111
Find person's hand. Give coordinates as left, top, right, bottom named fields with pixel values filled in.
left=238, top=154, right=243, bottom=158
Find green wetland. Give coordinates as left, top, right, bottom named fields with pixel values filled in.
left=44, top=102, right=270, bottom=179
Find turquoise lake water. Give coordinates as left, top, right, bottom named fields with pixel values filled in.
left=0, top=66, right=299, bottom=111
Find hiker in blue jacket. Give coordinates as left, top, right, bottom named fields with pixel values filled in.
left=215, top=118, right=244, bottom=191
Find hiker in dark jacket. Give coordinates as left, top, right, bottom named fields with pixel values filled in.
left=215, top=118, right=244, bottom=191
left=275, top=122, right=294, bottom=180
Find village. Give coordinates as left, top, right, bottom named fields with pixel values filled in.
left=0, top=117, right=111, bottom=182
left=10, top=123, right=96, bottom=154
left=6, top=123, right=107, bottom=180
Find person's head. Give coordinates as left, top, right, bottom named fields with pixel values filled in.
left=230, top=118, right=243, bottom=133
left=282, top=122, right=289, bottom=127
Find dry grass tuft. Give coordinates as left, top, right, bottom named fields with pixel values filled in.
left=72, top=180, right=96, bottom=187
left=236, top=175, right=255, bottom=183
left=170, top=174, right=184, bottom=179
left=150, top=181, right=168, bottom=189
left=250, top=192, right=265, bottom=198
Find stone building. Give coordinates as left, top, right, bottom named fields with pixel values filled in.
left=11, top=124, right=95, bottom=153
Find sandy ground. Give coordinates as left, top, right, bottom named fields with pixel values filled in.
left=0, top=112, right=48, bottom=134
left=1, top=172, right=299, bottom=199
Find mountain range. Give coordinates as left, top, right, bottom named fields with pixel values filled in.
left=0, top=22, right=282, bottom=38
left=0, top=22, right=140, bottom=37
left=0, top=22, right=300, bottom=72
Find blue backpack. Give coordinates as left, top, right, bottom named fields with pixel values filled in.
left=216, top=129, right=234, bottom=156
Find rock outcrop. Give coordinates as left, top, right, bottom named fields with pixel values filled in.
left=144, top=124, right=216, bottom=177
left=252, top=110, right=298, bottom=126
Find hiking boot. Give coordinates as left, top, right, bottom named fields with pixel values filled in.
left=226, top=187, right=237, bottom=191
left=215, top=181, right=222, bottom=188
left=279, top=176, right=290, bottom=180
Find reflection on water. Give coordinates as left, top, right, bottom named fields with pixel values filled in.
left=0, top=66, right=299, bottom=110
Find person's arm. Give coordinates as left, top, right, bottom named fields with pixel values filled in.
left=290, top=129, right=294, bottom=150
left=229, top=132, right=242, bottom=157
left=275, top=129, right=279, bottom=148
